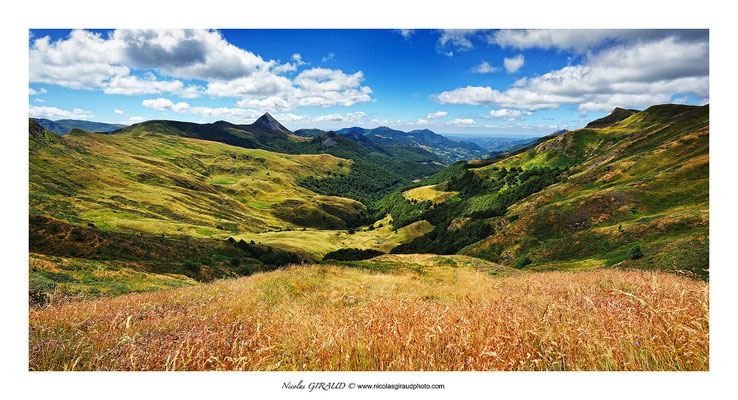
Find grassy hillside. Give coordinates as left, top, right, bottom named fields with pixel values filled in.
left=378, top=104, right=709, bottom=278
left=29, top=255, right=708, bottom=371
left=115, top=119, right=444, bottom=204
left=29, top=253, right=196, bottom=305
left=30, top=119, right=368, bottom=240
left=233, top=215, right=433, bottom=260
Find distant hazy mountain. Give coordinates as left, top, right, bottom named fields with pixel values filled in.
left=446, top=135, right=533, bottom=153
left=32, top=118, right=127, bottom=135
left=335, top=126, right=484, bottom=163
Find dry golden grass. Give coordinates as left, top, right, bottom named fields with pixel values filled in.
left=403, top=184, right=457, bottom=204
left=29, top=259, right=708, bottom=371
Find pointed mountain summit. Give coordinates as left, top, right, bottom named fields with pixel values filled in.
left=251, top=112, right=291, bottom=134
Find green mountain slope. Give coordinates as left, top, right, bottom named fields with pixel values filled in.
left=115, top=116, right=444, bottom=204
left=30, top=119, right=369, bottom=242
left=379, top=104, right=709, bottom=278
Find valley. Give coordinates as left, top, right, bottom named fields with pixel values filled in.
left=28, top=103, right=709, bottom=371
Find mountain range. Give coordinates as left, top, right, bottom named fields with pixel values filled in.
left=29, top=103, right=709, bottom=280
left=32, top=118, right=127, bottom=135
left=295, top=125, right=488, bottom=163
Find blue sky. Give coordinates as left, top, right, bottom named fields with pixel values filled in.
left=28, top=29, right=709, bottom=137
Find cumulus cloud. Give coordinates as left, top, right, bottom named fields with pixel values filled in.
left=489, top=29, right=708, bottom=53
left=142, top=97, right=263, bottom=122
left=503, top=54, right=524, bottom=73
left=436, top=36, right=709, bottom=113
left=29, top=87, right=47, bottom=95
left=313, top=111, right=366, bottom=123
left=426, top=111, right=448, bottom=119
left=437, top=30, right=479, bottom=54
left=415, top=119, right=429, bottom=125
left=142, top=98, right=191, bottom=113
left=322, top=52, right=335, bottom=63
left=29, top=29, right=374, bottom=111
left=471, top=61, right=499, bottom=74
left=103, top=72, right=203, bottom=98
left=448, top=118, right=476, bottom=126
left=395, top=29, right=415, bottom=39
left=222, top=67, right=373, bottom=111
left=114, top=109, right=124, bottom=114
left=271, top=53, right=309, bottom=74
left=141, top=97, right=368, bottom=125
left=29, top=106, right=94, bottom=119
left=488, top=108, right=532, bottom=118
left=484, top=122, right=559, bottom=130
left=113, top=29, right=271, bottom=81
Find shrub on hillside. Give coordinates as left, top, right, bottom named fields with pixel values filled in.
left=323, top=248, right=384, bottom=262
left=630, top=246, right=644, bottom=260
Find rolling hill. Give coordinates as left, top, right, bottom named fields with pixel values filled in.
left=29, top=117, right=439, bottom=264
left=378, top=104, right=709, bottom=278
left=30, top=118, right=369, bottom=245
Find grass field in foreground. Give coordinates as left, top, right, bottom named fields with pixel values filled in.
left=29, top=255, right=708, bottom=371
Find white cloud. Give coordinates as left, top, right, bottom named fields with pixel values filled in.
left=313, top=111, right=366, bottom=123
left=291, top=53, right=307, bottom=65
left=489, top=29, right=708, bottom=53
left=396, top=29, right=415, bottom=39
left=322, top=52, right=335, bottom=62
left=142, top=98, right=258, bottom=121
left=112, top=29, right=270, bottom=81
left=34, top=98, right=44, bottom=103
left=484, top=123, right=559, bottom=130
left=221, top=67, right=373, bottom=111
left=236, top=96, right=292, bottom=112
left=270, top=53, right=309, bottom=74
left=127, top=116, right=145, bottom=123
left=503, top=54, right=524, bottom=73
left=448, top=118, right=476, bottom=126
left=103, top=72, right=203, bottom=98
left=437, top=30, right=479, bottom=54
left=471, top=61, right=499, bottom=74
left=142, top=98, right=190, bottom=113
left=114, top=109, right=124, bottom=114
left=313, top=113, right=344, bottom=122
left=29, top=29, right=374, bottom=111
left=29, top=106, right=94, bottom=119
left=141, top=97, right=370, bottom=125
left=29, top=87, right=47, bottom=95
left=488, top=108, right=532, bottom=118
left=415, top=119, right=429, bottom=125
left=426, top=111, right=448, bottom=119
left=436, top=37, right=708, bottom=113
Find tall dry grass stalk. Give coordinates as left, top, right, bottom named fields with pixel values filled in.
left=29, top=264, right=708, bottom=371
